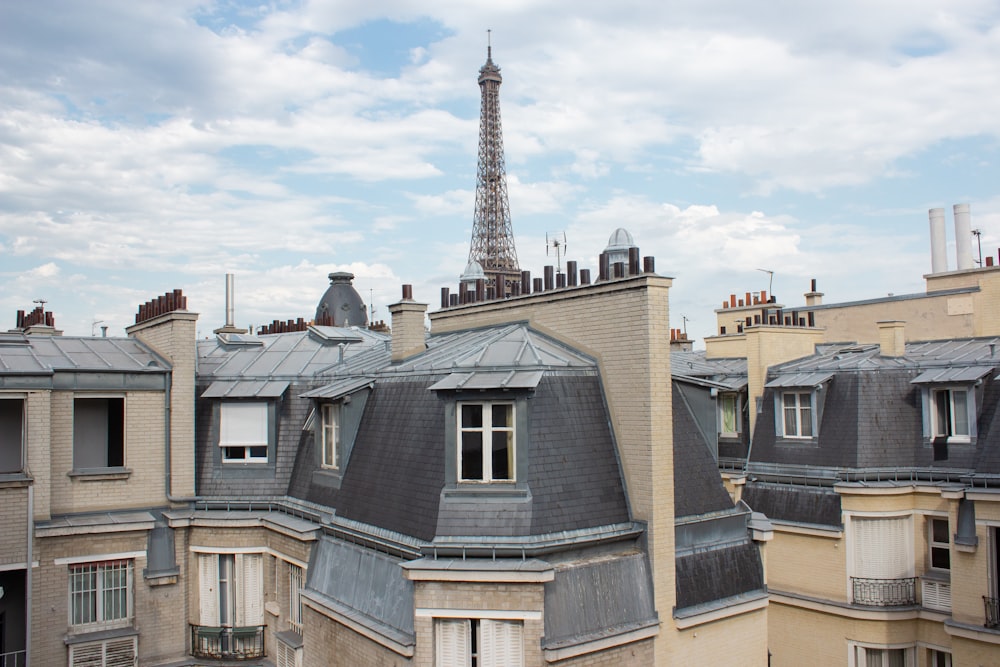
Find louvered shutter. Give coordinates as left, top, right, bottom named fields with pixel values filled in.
left=853, top=517, right=911, bottom=579
left=276, top=637, right=303, bottom=667
left=104, top=637, right=136, bottom=667
left=199, top=554, right=219, bottom=626
left=435, top=619, right=471, bottom=667
left=69, top=642, right=104, bottom=667
left=236, top=553, right=263, bottom=626
left=481, top=620, right=524, bottom=667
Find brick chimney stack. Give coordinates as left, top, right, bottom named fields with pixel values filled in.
left=877, top=320, right=906, bottom=357
left=388, top=285, right=427, bottom=362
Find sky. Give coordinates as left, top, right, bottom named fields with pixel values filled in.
left=1, top=1, right=999, bottom=346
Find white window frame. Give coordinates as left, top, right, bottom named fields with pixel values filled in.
left=926, top=647, right=952, bottom=667
left=0, top=395, right=25, bottom=474
left=68, top=635, right=136, bottom=667
left=457, top=401, right=515, bottom=483
left=778, top=390, right=815, bottom=439
left=718, top=392, right=741, bottom=438
left=68, top=559, right=133, bottom=632
left=928, top=517, right=950, bottom=572
left=320, top=403, right=340, bottom=470
left=219, top=402, right=269, bottom=463
left=434, top=617, right=524, bottom=667
left=930, top=386, right=972, bottom=441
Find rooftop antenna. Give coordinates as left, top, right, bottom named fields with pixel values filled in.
left=369, top=289, right=377, bottom=321
left=546, top=232, right=567, bottom=275
left=972, top=228, right=983, bottom=267
left=756, top=268, right=774, bottom=299
left=91, top=319, right=104, bottom=336
left=682, top=315, right=690, bottom=337
left=33, top=298, right=46, bottom=310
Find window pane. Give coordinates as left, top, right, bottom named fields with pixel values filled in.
left=952, top=390, right=969, bottom=435
left=249, top=446, right=268, bottom=459
left=932, top=518, right=949, bottom=543
left=492, top=431, right=513, bottom=480
left=783, top=395, right=798, bottom=436
left=800, top=399, right=813, bottom=437
left=886, top=648, right=905, bottom=667
left=461, top=432, right=484, bottom=480
left=0, top=399, right=23, bottom=473
left=224, top=447, right=245, bottom=460
left=931, top=546, right=950, bottom=569
left=491, top=404, right=511, bottom=428
left=462, top=404, right=483, bottom=428
left=934, top=391, right=950, bottom=436
left=721, top=395, right=737, bottom=434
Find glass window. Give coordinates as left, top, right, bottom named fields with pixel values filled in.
left=781, top=391, right=813, bottom=438
left=719, top=392, right=740, bottom=437
left=321, top=404, right=340, bottom=469
left=69, top=560, right=133, bottom=630
left=929, top=518, right=950, bottom=570
left=0, top=398, right=24, bottom=473
left=459, top=402, right=514, bottom=482
left=933, top=388, right=970, bottom=438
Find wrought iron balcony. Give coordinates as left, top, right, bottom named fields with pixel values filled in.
left=985, top=596, right=1000, bottom=629
left=190, top=624, right=266, bottom=660
left=851, top=577, right=917, bottom=607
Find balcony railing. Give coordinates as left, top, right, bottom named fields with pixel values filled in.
left=851, top=577, right=917, bottom=607
left=190, top=624, right=266, bottom=660
left=985, top=596, right=1000, bottom=629
left=0, top=651, right=26, bottom=667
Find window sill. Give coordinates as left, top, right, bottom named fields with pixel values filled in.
left=67, top=468, right=132, bottom=482
left=0, top=473, right=32, bottom=488
left=443, top=484, right=529, bottom=500
left=775, top=437, right=819, bottom=446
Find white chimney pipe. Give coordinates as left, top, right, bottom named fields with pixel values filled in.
left=225, top=273, right=236, bottom=327
left=954, top=203, right=973, bottom=270
left=928, top=208, right=947, bottom=274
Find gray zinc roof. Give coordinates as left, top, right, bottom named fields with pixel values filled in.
left=0, top=333, right=168, bottom=375
left=197, top=325, right=390, bottom=380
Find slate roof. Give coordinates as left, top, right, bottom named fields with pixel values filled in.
left=671, top=351, right=747, bottom=390
left=672, top=382, right=738, bottom=517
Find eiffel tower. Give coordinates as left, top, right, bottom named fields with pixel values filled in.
left=466, top=37, right=520, bottom=297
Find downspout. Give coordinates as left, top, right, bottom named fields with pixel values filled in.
left=164, top=372, right=198, bottom=503
left=26, top=482, right=33, bottom=666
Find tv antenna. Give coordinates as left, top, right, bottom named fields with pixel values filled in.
left=682, top=315, right=690, bottom=337
left=546, top=232, right=568, bottom=275
left=91, top=319, right=104, bottom=336
left=756, top=268, right=774, bottom=298
left=33, top=298, right=47, bottom=309
left=973, top=229, right=983, bottom=267
left=369, top=289, right=377, bottom=321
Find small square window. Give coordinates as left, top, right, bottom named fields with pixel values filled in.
left=458, top=402, right=514, bottom=483
left=780, top=391, right=813, bottom=438
left=73, top=397, right=125, bottom=469
left=219, top=402, right=269, bottom=463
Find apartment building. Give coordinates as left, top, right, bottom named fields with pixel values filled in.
left=697, top=205, right=1000, bottom=666
left=2, top=236, right=768, bottom=666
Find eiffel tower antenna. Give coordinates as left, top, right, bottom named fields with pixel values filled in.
left=467, top=32, right=520, bottom=297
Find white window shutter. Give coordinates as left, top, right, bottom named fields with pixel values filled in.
left=481, top=620, right=524, bottom=667
left=199, top=554, right=219, bottom=626
left=220, top=403, right=268, bottom=447
left=853, top=517, right=911, bottom=579
left=435, top=619, right=470, bottom=667
left=236, top=553, right=263, bottom=626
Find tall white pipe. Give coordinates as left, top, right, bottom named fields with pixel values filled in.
left=928, top=208, right=947, bottom=274
left=954, top=203, right=974, bottom=270
left=225, top=273, right=236, bottom=328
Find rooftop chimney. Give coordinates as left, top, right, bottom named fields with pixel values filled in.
left=214, top=273, right=248, bottom=335
left=954, top=203, right=974, bottom=270
left=804, top=278, right=823, bottom=306
left=928, top=208, right=947, bottom=274
left=388, top=284, right=427, bottom=362
left=877, top=320, right=906, bottom=357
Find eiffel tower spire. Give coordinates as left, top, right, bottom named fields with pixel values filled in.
left=467, top=35, right=519, bottom=297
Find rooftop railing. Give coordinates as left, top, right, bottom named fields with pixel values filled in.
left=190, top=624, right=265, bottom=660
left=851, top=577, right=916, bottom=607
left=985, top=596, right=1000, bottom=629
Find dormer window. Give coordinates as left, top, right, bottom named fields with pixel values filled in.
left=718, top=392, right=741, bottom=438
left=458, top=401, right=514, bottom=483
left=220, top=402, right=269, bottom=462
left=911, top=366, right=989, bottom=446
left=765, top=372, right=832, bottom=442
